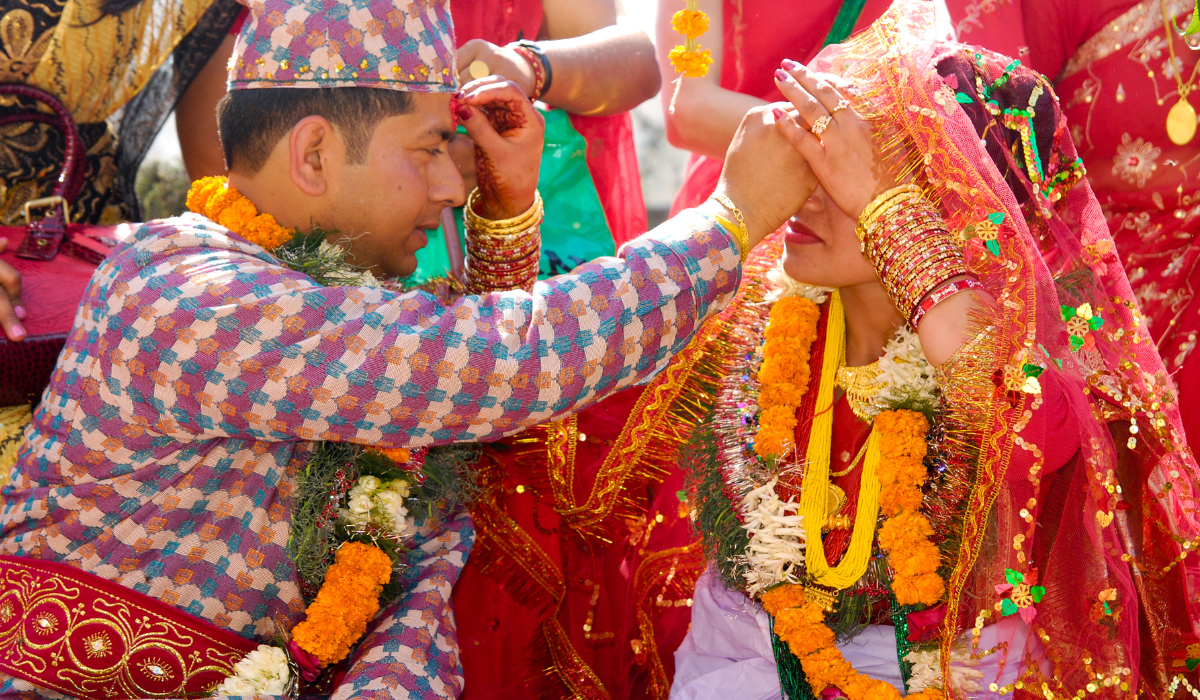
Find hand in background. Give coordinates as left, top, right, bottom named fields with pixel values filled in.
left=456, top=39, right=538, bottom=98
left=714, top=104, right=819, bottom=246
left=0, top=239, right=26, bottom=342
left=456, top=76, right=546, bottom=219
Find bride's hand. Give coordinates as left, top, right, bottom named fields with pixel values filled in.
left=771, top=60, right=897, bottom=220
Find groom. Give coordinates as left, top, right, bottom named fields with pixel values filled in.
left=0, top=0, right=813, bottom=697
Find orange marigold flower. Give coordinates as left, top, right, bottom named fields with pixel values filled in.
left=879, top=483, right=923, bottom=516
left=758, top=381, right=800, bottom=409
left=760, top=583, right=807, bottom=615
left=369, top=446, right=412, bottom=464
left=670, top=8, right=709, bottom=39
left=668, top=45, right=712, bottom=78
left=893, top=571, right=945, bottom=606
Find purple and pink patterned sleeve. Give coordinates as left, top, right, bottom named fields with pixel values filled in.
left=78, top=208, right=740, bottom=449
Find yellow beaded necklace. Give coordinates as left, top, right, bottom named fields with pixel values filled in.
left=797, top=291, right=882, bottom=591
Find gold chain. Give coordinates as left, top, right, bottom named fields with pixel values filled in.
left=1161, top=0, right=1200, bottom=100
left=830, top=434, right=871, bottom=478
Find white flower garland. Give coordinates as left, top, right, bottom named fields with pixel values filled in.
left=863, top=324, right=939, bottom=419
left=904, top=647, right=984, bottom=694
left=740, top=477, right=807, bottom=597
left=215, top=644, right=291, bottom=696
left=339, top=474, right=413, bottom=534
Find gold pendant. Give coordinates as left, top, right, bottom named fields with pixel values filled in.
left=1167, top=98, right=1197, bottom=146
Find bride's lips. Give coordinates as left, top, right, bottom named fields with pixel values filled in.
left=784, top=218, right=823, bottom=245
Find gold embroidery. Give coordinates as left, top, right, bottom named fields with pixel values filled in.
left=0, top=9, right=53, bottom=83
left=27, top=0, right=214, bottom=123
left=0, top=558, right=244, bottom=699
left=1061, top=0, right=1193, bottom=80
left=82, top=632, right=112, bottom=659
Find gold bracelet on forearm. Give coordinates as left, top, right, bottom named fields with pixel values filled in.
left=860, top=190, right=972, bottom=323
left=464, top=187, right=544, bottom=293
left=708, top=194, right=750, bottom=262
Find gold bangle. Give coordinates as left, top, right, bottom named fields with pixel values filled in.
left=709, top=194, right=750, bottom=263
left=464, top=188, right=544, bottom=233
left=857, top=184, right=923, bottom=241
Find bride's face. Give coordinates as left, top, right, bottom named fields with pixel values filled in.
left=781, top=186, right=879, bottom=288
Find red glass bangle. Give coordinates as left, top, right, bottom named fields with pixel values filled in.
left=909, top=277, right=986, bottom=329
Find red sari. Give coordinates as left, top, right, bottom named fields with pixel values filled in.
left=946, top=0, right=1200, bottom=443
left=668, top=0, right=893, bottom=216
left=449, top=5, right=689, bottom=699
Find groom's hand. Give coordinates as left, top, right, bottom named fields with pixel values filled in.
left=714, top=103, right=817, bottom=247
left=455, top=76, right=545, bottom=220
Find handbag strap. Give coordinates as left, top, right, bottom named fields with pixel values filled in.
left=0, top=85, right=85, bottom=205
left=0, top=84, right=90, bottom=261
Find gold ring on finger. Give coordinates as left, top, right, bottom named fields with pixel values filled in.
left=831, top=99, right=852, bottom=114
left=811, top=115, right=833, bottom=137
left=468, top=60, right=491, bottom=80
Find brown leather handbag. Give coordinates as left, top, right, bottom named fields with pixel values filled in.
left=0, top=85, right=117, bottom=406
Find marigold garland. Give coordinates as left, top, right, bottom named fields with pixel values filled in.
left=291, top=541, right=393, bottom=667
left=669, top=1, right=713, bottom=78
left=186, top=176, right=296, bottom=252
left=754, top=296, right=820, bottom=458
left=874, top=409, right=944, bottom=607
left=763, top=584, right=947, bottom=699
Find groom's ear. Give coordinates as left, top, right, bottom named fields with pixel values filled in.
left=288, top=116, right=340, bottom=197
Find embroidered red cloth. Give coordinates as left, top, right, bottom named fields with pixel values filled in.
left=0, top=555, right=255, bottom=700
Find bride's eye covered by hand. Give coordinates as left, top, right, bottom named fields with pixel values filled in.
left=770, top=60, right=897, bottom=221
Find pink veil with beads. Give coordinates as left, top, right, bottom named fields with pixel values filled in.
left=808, top=0, right=1200, bottom=696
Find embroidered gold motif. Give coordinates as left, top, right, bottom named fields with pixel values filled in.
left=0, top=9, right=53, bottom=83
left=82, top=632, right=112, bottom=659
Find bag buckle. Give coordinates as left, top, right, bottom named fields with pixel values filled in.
left=16, top=196, right=70, bottom=261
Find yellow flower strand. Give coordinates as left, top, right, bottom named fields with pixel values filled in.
left=669, top=0, right=712, bottom=78
left=798, top=291, right=883, bottom=591
left=186, top=176, right=295, bottom=252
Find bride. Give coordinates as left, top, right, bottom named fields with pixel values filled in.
left=666, top=2, right=1200, bottom=698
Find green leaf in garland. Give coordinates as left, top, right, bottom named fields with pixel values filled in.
left=1022, top=363, right=1044, bottom=378
left=1186, top=1, right=1200, bottom=35
left=955, top=92, right=973, bottom=103
left=1088, top=316, right=1105, bottom=331
left=1031, top=585, right=1046, bottom=603
left=1005, top=568, right=1023, bottom=586
left=1000, top=598, right=1018, bottom=616
left=986, top=239, right=1000, bottom=256
left=987, top=212, right=1006, bottom=225
left=1061, top=305, right=1077, bottom=322
left=1188, top=658, right=1200, bottom=672
left=1070, top=335, right=1085, bottom=352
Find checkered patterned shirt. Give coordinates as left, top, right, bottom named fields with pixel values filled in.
left=0, top=208, right=740, bottom=698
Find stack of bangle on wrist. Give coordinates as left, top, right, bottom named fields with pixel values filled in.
left=510, top=40, right=552, bottom=101
left=857, top=184, right=982, bottom=329
left=464, top=188, right=544, bottom=293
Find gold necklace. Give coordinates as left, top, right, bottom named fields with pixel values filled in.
left=1161, top=0, right=1200, bottom=145
left=836, top=361, right=885, bottom=421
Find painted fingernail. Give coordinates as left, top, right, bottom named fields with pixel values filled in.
left=775, top=69, right=789, bottom=82
left=772, top=107, right=786, bottom=120
left=14, top=305, right=25, bottom=320
left=782, top=59, right=800, bottom=70
left=8, top=325, right=24, bottom=340
left=455, top=105, right=472, bottom=121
